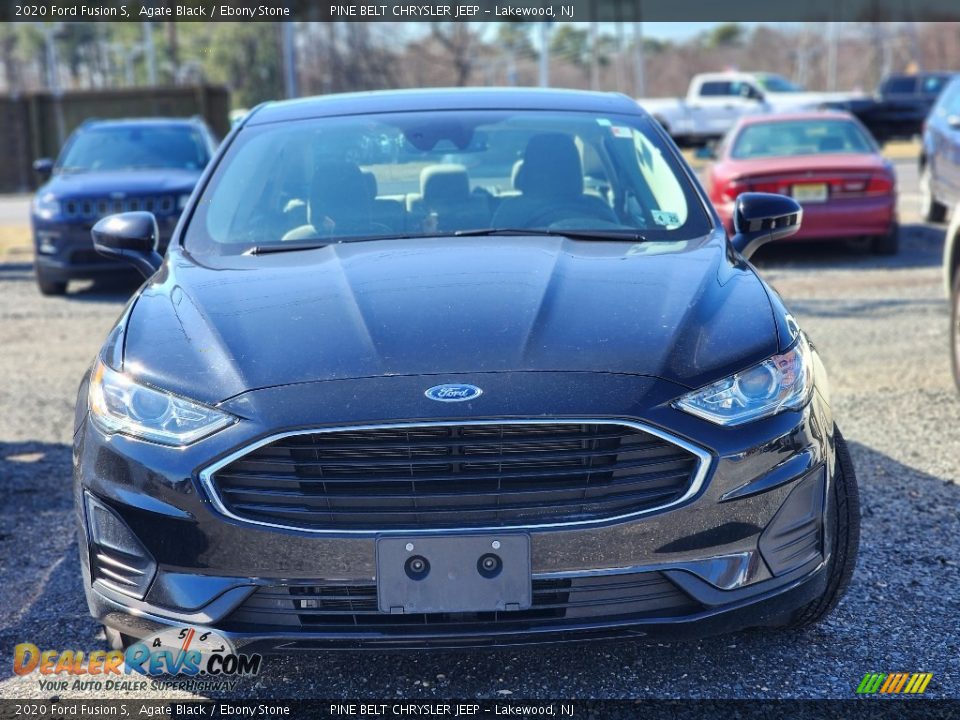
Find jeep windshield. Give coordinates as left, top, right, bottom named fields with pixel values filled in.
left=183, top=109, right=712, bottom=256
left=57, top=125, right=210, bottom=173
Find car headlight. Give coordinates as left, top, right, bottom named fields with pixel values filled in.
left=674, top=337, right=813, bottom=426
left=88, top=359, right=235, bottom=446
left=177, top=193, right=192, bottom=210
left=33, top=193, right=60, bottom=220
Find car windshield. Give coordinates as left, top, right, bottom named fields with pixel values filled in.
left=755, top=74, right=803, bottom=92
left=58, top=125, right=209, bottom=172
left=731, top=119, right=875, bottom=159
left=182, top=109, right=711, bottom=256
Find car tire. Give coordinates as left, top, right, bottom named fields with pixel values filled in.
left=103, top=625, right=135, bottom=651
left=951, top=272, right=960, bottom=392
left=784, top=427, right=860, bottom=629
left=871, top=224, right=899, bottom=255
left=35, top=268, right=67, bottom=296
left=920, top=166, right=947, bottom=223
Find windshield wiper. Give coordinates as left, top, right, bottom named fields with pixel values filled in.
left=249, top=228, right=648, bottom=255
left=453, top=227, right=647, bottom=242
left=249, top=233, right=426, bottom=255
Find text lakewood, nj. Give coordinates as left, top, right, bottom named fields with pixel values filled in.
left=330, top=4, right=574, bottom=18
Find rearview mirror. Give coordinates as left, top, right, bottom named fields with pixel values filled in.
left=33, top=158, right=54, bottom=180
left=730, top=193, right=803, bottom=260
left=91, top=212, right=163, bottom=279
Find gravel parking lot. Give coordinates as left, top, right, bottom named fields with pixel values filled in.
left=1, top=159, right=958, bottom=701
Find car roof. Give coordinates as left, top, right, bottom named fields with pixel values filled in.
left=735, top=110, right=856, bottom=127
left=245, top=88, right=644, bottom=126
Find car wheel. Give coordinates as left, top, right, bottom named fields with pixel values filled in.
left=920, top=166, right=947, bottom=223
left=784, top=427, right=860, bottom=629
left=103, top=625, right=135, bottom=651
left=951, top=272, right=960, bottom=392
left=871, top=224, right=899, bottom=255
left=35, top=267, right=67, bottom=296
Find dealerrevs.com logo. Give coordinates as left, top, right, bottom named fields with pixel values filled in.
left=14, top=627, right=262, bottom=693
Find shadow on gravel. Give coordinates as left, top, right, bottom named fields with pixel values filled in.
left=2, top=439, right=958, bottom=699
left=753, top=222, right=945, bottom=272
left=0, top=440, right=101, bottom=681
left=0, top=258, right=139, bottom=303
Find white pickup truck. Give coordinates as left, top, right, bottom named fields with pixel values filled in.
left=639, top=72, right=864, bottom=146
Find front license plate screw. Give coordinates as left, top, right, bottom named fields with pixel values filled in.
left=405, top=542, right=414, bottom=552
left=492, top=540, right=501, bottom=549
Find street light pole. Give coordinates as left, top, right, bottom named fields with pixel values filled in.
left=538, top=22, right=551, bottom=88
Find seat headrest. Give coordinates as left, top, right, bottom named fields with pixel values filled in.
left=818, top=136, right=845, bottom=152
left=361, top=170, right=378, bottom=200
left=311, top=161, right=371, bottom=221
left=516, top=133, right=583, bottom=197
left=420, top=164, right=470, bottom=206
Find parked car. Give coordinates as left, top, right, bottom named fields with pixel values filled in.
left=30, top=117, right=218, bottom=295
left=920, top=75, right=960, bottom=223
left=640, top=72, right=864, bottom=147
left=704, top=111, right=898, bottom=254
left=75, top=88, right=858, bottom=651
left=830, top=71, right=954, bottom=144
left=942, top=207, right=960, bottom=388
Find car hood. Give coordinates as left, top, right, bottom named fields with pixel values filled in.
left=122, top=235, right=781, bottom=405
left=42, top=168, right=201, bottom=198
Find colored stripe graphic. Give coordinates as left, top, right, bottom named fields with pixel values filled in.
left=857, top=672, right=932, bottom=694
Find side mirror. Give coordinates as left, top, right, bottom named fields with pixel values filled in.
left=91, top=212, right=163, bottom=279
left=33, top=158, right=54, bottom=180
left=730, top=192, right=803, bottom=260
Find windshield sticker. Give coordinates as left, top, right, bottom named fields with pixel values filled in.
left=610, top=126, right=633, bottom=138
left=652, top=210, right=681, bottom=226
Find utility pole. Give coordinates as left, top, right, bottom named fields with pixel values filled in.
left=826, top=22, right=838, bottom=91
left=281, top=22, right=298, bottom=99
left=143, top=21, right=157, bottom=86
left=40, top=23, right=65, bottom=147
left=633, top=21, right=645, bottom=97
left=538, top=22, right=551, bottom=88
left=589, top=22, right=599, bottom=90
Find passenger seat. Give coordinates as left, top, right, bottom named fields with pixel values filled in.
left=409, top=165, right=490, bottom=232
left=362, top=170, right=405, bottom=232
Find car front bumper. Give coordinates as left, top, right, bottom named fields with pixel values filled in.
left=74, top=369, right=838, bottom=650
left=32, top=216, right=177, bottom=281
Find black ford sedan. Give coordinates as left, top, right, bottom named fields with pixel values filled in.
left=75, top=89, right=859, bottom=651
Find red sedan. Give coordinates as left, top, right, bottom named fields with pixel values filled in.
left=705, top=111, right=898, bottom=254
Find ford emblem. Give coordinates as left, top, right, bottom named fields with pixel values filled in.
left=425, top=384, right=483, bottom=402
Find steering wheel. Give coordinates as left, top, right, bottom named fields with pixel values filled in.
left=524, top=201, right=617, bottom=228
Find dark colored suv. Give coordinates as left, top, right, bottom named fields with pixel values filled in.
left=31, top=117, right=217, bottom=295
left=920, top=76, right=960, bottom=223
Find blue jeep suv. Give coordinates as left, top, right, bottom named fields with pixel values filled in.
left=31, top=117, right=218, bottom=295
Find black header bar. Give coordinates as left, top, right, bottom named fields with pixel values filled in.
left=4, top=0, right=960, bottom=23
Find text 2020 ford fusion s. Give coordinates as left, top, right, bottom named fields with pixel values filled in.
left=74, top=89, right=859, bottom=650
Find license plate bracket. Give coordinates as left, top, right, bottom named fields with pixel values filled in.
left=376, top=534, right=531, bottom=614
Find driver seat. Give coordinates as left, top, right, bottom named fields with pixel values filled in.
left=491, top=133, right=616, bottom=228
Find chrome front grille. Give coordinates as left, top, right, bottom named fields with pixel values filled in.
left=203, top=420, right=705, bottom=532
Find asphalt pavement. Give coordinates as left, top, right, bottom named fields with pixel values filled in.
left=1, top=158, right=958, bottom=701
